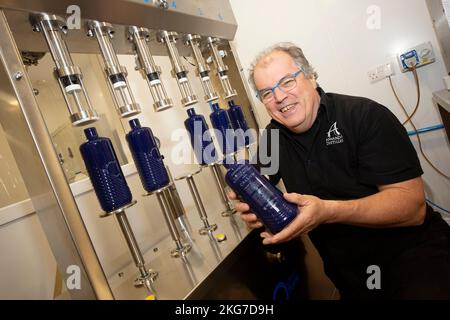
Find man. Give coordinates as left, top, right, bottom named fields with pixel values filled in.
left=228, top=42, right=450, bottom=299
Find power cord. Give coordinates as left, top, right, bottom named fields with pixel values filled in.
left=389, top=67, right=420, bottom=126
left=388, top=64, right=450, bottom=180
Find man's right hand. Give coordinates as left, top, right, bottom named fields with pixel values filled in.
left=227, top=191, right=264, bottom=229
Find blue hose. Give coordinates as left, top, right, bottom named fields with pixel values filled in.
left=407, top=124, right=444, bottom=136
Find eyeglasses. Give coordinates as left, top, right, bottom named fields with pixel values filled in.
left=256, top=68, right=304, bottom=103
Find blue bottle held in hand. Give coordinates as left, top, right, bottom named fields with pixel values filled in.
left=209, top=102, right=237, bottom=155
left=223, top=160, right=299, bottom=234
left=126, top=118, right=170, bottom=192
left=184, top=107, right=218, bottom=165
left=227, top=100, right=252, bottom=147
left=80, top=127, right=133, bottom=212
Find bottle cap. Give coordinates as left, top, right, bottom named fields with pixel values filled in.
left=129, top=118, right=141, bottom=130
left=187, top=107, right=196, bottom=117
left=211, top=102, right=220, bottom=112
left=84, top=127, right=98, bottom=140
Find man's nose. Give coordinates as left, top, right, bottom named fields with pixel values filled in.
left=273, top=86, right=287, bottom=102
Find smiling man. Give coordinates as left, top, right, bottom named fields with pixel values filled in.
left=228, top=42, right=450, bottom=299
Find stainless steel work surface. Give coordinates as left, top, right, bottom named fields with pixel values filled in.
left=108, top=209, right=250, bottom=300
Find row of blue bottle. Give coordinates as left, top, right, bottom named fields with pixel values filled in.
left=227, top=100, right=253, bottom=147
left=184, top=108, right=218, bottom=166
left=79, top=102, right=252, bottom=213
left=223, top=160, right=299, bottom=234
left=184, top=101, right=252, bottom=165
left=209, top=102, right=237, bottom=155
left=79, top=119, right=170, bottom=213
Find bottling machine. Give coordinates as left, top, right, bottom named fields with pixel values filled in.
left=0, top=0, right=265, bottom=299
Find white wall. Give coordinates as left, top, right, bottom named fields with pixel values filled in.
left=230, top=0, right=450, bottom=216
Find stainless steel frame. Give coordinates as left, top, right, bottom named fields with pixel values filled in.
left=0, top=0, right=262, bottom=300
left=0, top=10, right=113, bottom=299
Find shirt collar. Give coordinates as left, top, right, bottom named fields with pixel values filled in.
left=316, top=86, right=334, bottom=123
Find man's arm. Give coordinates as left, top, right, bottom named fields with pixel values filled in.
left=261, top=176, right=427, bottom=244
left=326, top=176, right=426, bottom=228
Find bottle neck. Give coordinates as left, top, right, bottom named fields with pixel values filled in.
left=210, top=102, right=220, bottom=112
left=129, top=118, right=141, bottom=130
left=187, top=107, right=196, bottom=117
left=84, top=127, right=98, bottom=140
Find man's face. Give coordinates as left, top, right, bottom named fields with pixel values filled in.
left=253, top=50, right=320, bottom=133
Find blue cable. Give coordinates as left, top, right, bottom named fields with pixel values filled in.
left=407, top=124, right=444, bottom=136
left=426, top=198, right=450, bottom=215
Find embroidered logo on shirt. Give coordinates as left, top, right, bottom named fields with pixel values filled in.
left=326, top=122, right=344, bottom=146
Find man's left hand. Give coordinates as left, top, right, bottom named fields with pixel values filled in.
left=261, top=193, right=329, bottom=245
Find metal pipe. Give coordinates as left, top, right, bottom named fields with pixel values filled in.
left=205, top=37, right=237, bottom=100
left=155, top=188, right=191, bottom=257
left=127, top=26, right=173, bottom=112
left=86, top=20, right=141, bottom=117
left=115, top=212, right=150, bottom=279
left=30, top=13, right=99, bottom=126
left=210, top=163, right=236, bottom=217
left=156, top=30, right=198, bottom=107
left=186, top=175, right=217, bottom=234
left=182, top=34, right=219, bottom=102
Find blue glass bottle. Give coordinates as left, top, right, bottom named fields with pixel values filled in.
left=209, top=102, right=237, bottom=155
left=227, top=100, right=253, bottom=147
left=223, top=161, right=299, bottom=234
left=184, top=107, right=218, bottom=165
left=80, top=127, right=133, bottom=212
left=126, top=118, right=170, bottom=192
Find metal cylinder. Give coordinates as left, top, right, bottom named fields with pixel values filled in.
left=114, top=211, right=158, bottom=290
left=115, top=212, right=147, bottom=277
left=182, top=34, right=219, bottom=102
left=86, top=21, right=141, bottom=118
left=30, top=13, right=99, bottom=126
left=155, top=187, right=191, bottom=257
left=205, top=37, right=237, bottom=100
left=166, top=166, right=186, bottom=219
left=186, top=175, right=217, bottom=234
left=156, top=30, right=198, bottom=107
left=127, top=26, right=173, bottom=112
left=210, top=163, right=236, bottom=216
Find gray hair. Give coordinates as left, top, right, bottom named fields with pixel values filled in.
left=248, top=42, right=318, bottom=92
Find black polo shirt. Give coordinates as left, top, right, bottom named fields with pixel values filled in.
left=257, top=87, right=450, bottom=297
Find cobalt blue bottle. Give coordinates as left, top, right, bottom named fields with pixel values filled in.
left=80, top=127, right=133, bottom=212
left=184, top=107, right=218, bottom=165
left=209, top=102, right=237, bottom=155
left=227, top=100, right=252, bottom=147
left=126, top=118, right=170, bottom=192
left=223, top=161, right=299, bottom=234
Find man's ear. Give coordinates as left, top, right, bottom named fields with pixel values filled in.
left=309, top=77, right=318, bottom=88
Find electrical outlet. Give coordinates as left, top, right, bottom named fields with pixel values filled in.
left=398, top=42, right=435, bottom=72
left=367, top=62, right=394, bottom=83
